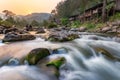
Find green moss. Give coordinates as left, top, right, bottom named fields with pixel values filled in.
left=46, top=57, right=66, bottom=69
left=26, top=48, right=50, bottom=65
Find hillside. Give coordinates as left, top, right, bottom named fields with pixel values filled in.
left=24, top=13, right=51, bottom=23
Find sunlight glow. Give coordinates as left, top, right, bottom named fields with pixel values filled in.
left=0, top=0, right=62, bottom=15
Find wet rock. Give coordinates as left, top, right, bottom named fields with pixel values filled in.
left=2, top=32, right=36, bottom=42
left=26, top=48, right=50, bottom=65
left=8, top=58, right=20, bottom=66
left=93, top=47, right=120, bottom=61
left=46, top=57, right=66, bottom=69
left=47, top=31, right=79, bottom=42
left=36, top=28, right=46, bottom=34
left=3, top=27, right=18, bottom=34
left=46, top=57, right=66, bottom=77
left=52, top=48, right=68, bottom=54
left=0, top=26, right=5, bottom=34
left=70, top=28, right=78, bottom=32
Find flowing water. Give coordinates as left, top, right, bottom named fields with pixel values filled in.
left=0, top=35, right=120, bottom=80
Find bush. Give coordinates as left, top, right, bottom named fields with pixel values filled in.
left=47, top=22, right=57, bottom=28
left=71, top=20, right=81, bottom=28
left=0, top=20, right=13, bottom=27
left=109, top=13, right=120, bottom=21
left=86, top=23, right=96, bottom=29
left=61, top=18, right=69, bottom=25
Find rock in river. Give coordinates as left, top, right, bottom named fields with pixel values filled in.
left=47, top=31, right=79, bottom=42
left=2, top=32, right=36, bottom=42
left=26, top=48, right=50, bottom=65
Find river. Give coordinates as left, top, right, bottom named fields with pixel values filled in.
left=0, top=34, right=120, bottom=80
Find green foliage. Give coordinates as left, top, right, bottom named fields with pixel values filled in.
left=31, top=20, right=39, bottom=26
left=55, top=0, right=103, bottom=18
left=0, top=20, right=13, bottom=26
left=71, top=20, right=81, bottom=28
left=6, top=17, right=16, bottom=24
left=0, top=17, right=2, bottom=21
left=42, top=20, right=49, bottom=27
left=106, top=2, right=115, bottom=12
left=47, top=22, right=57, bottom=28
left=109, top=13, right=120, bottom=21
left=86, top=23, right=96, bottom=29
left=61, top=18, right=69, bottom=25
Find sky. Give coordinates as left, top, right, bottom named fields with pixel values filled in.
left=0, top=0, right=62, bottom=15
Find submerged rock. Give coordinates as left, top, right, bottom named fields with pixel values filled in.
left=2, top=32, right=36, bottom=42
left=8, top=58, right=20, bottom=66
left=93, top=47, right=120, bottom=61
left=52, top=47, right=68, bottom=54
left=26, top=48, right=50, bottom=65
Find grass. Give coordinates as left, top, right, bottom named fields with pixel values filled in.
left=109, top=12, right=120, bottom=21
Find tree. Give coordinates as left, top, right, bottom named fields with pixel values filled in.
left=102, top=0, right=107, bottom=22
left=31, top=20, right=39, bottom=26
left=6, top=16, right=15, bottom=24
left=55, top=0, right=102, bottom=18
left=2, top=10, right=16, bottom=20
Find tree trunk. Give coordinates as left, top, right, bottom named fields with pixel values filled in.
left=102, top=0, right=107, bottom=22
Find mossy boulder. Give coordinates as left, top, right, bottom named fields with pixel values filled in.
left=26, top=48, right=50, bottom=65
left=46, top=57, right=66, bottom=77
left=47, top=32, right=79, bottom=42
left=2, top=32, right=36, bottom=42
left=46, top=57, right=66, bottom=69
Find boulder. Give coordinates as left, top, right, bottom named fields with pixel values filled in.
left=3, top=27, right=18, bottom=34
left=46, top=57, right=66, bottom=77
left=47, top=31, right=79, bottom=42
left=8, top=58, right=20, bottom=66
left=46, top=57, right=65, bottom=69
left=2, top=32, right=36, bottom=42
left=0, top=26, right=5, bottom=34
left=79, top=27, right=87, bottom=32
left=101, top=27, right=111, bottom=33
left=36, top=28, right=46, bottom=34
left=26, top=48, right=50, bottom=65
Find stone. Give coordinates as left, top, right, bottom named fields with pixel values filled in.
left=47, top=31, right=79, bottom=42
left=93, top=47, right=120, bottom=61
left=46, top=57, right=65, bottom=69
left=26, top=48, right=50, bottom=65
left=52, top=47, right=68, bottom=54
left=8, top=58, right=20, bottom=66
left=46, top=57, right=66, bottom=77
left=79, top=27, right=87, bottom=32
left=101, top=27, right=111, bottom=32
left=112, top=26, right=119, bottom=29
left=2, top=32, right=36, bottom=42
left=36, top=28, right=46, bottom=34
left=3, top=27, right=18, bottom=34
